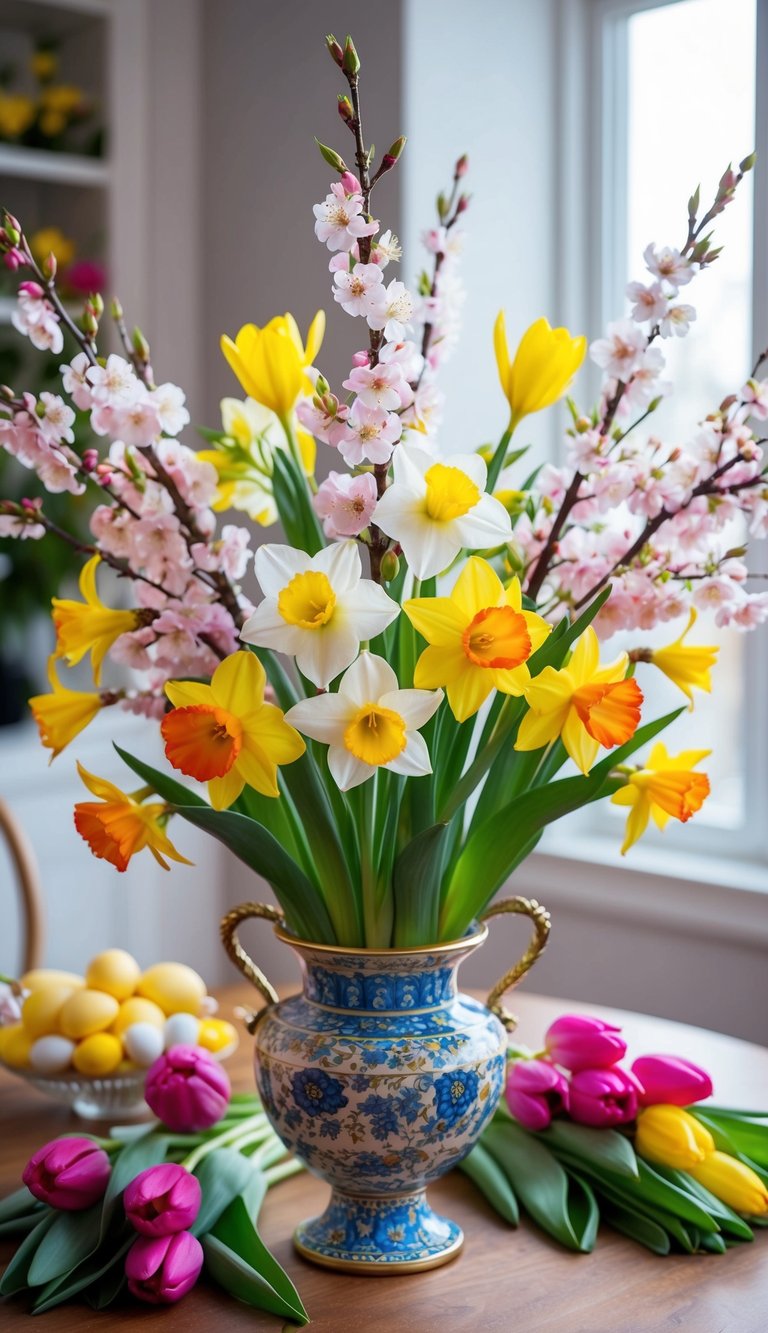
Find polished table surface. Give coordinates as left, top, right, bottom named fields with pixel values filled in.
left=2, top=987, right=767, bottom=1333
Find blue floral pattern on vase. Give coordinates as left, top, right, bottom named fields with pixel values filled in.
left=251, top=928, right=508, bottom=1271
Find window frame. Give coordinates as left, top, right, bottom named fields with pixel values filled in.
left=546, top=0, right=768, bottom=870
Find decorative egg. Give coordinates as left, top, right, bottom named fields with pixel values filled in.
left=72, top=1032, right=124, bottom=1077
left=112, top=997, right=166, bottom=1036
left=123, top=1022, right=165, bottom=1068
left=21, top=985, right=76, bottom=1038
left=29, top=1035, right=76, bottom=1075
left=59, top=989, right=120, bottom=1040
left=137, top=963, right=206, bottom=1016
left=19, top=969, right=85, bottom=994
left=198, top=1018, right=238, bottom=1056
left=0, top=1024, right=33, bottom=1068
left=163, top=1012, right=200, bottom=1049
left=85, top=948, right=141, bottom=1001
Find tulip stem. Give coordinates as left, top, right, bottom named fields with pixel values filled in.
left=181, top=1112, right=271, bottom=1171
left=264, top=1158, right=305, bottom=1188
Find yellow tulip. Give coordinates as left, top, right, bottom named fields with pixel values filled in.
left=688, top=1150, right=768, bottom=1216
left=220, top=311, right=325, bottom=421
left=29, top=226, right=75, bottom=269
left=647, top=609, right=719, bottom=704
left=28, top=658, right=104, bottom=760
left=611, top=742, right=711, bottom=854
left=52, top=555, right=142, bottom=685
left=494, top=313, right=586, bottom=428
left=635, top=1105, right=715, bottom=1170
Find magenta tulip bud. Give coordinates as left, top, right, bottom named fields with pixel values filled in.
left=544, top=1015, right=627, bottom=1072
left=125, top=1231, right=203, bottom=1305
left=569, top=1066, right=643, bottom=1127
left=505, top=1058, right=569, bottom=1131
left=22, top=1136, right=111, bottom=1211
left=144, top=1044, right=230, bottom=1132
left=631, top=1054, right=713, bottom=1108
left=124, top=1163, right=202, bottom=1237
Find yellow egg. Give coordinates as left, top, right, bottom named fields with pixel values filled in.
left=85, top=949, right=141, bottom=1001
left=137, top=963, right=206, bottom=1016
left=198, top=1018, right=238, bottom=1055
left=20, top=969, right=85, bottom=994
left=111, top=997, right=166, bottom=1036
left=72, top=1032, right=123, bottom=1077
left=59, top=989, right=119, bottom=1040
left=21, top=985, right=77, bottom=1038
left=0, top=1024, right=33, bottom=1068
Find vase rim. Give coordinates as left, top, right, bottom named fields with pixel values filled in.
left=272, top=920, right=488, bottom=958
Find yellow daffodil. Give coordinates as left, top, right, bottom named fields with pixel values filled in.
left=0, top=93, right=36, bottom=139
left=646, top=609, right=719, bottom=704
left=74, top=763, right=192, bottom=873
left=494, top=313, right=586, bottom=429
left=52, top=555, right=142, bottom=685
left=161, top=650, right=305, bottom=809
left=29, top=226, right=75, bottom=269
left=611, top=742, right=711, bottom=854
left=635, top=1105, right=715, bottom=1170
left=220, top=312, right=325, bottom=421
left=199, top=396, right=315, bottom=524
left=688, top=1150, right=768, bottom=1216
left=404, top=556, right=551, bottom=721
left=28, top=657, right=104, bottom=760
left=515, top=627, right=643, bottom=774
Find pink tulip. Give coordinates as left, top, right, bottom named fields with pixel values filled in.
left=505, top=1059, right=570, bottom=1131
left=544, top=1015, right=627, bottom=1071
left=124, top=1163, right=202, bottom=1237
left=631, top=1054, right=713, bottom=1107
left=144, top=1044, right=230, bottom=1132
left=125, top=1231, right=203, bottom=1305
left=569, top=1066, right=643, bottom=1127
left=22, top=1136, right=111, bottom=1211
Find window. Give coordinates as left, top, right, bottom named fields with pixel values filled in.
left=551, top=0, right=768, bottom=864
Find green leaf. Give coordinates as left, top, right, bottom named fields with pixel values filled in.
left=482, top=1122, right=587, bottom=1251
left=191, top=1148, right=259, bottom=1238
left=203, top=1233, right=309, bottom=1324
left=272, top=449, right=324, bottom=555
left=690, top=1111, right=768, bottom=1166
left=392, top=822, right=450, bottom=947
left=458, top=1142, right=519, bottom=1225
left=599, top=1198, right=671, bottom=1255
left=653, top=1166, right=754, bottom=1241
left=211, top=1192, right=307, bottom=1319
left=564, top=1172, right=599, bottom=1253
left=0, top=1210, right=46, bottom=1238
left=31, top=1237, right=133, bottom=1315
left=27, top=1203, right=102, bottom=1286
left=114, top=744, right=207, bottom=808
left=0, top=1185, right=39, bottom=1224
left=0, top=1212, right=56, bottom=1295
left=99, top=1132, right=170, bottom=1244
left=699, top=1231, right=728, bottom=1253
left=542, top=1121, right=639, bottom=1180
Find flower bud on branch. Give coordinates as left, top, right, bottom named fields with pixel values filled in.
left=315, top=138, right=347, bottom=173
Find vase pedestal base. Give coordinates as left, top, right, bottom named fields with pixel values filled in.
left=293, top=1187, right=464, bottom=1274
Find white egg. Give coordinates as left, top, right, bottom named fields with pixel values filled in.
left=163, top=1012, right=200, bottom=1049
left=123, top=1022, right=165, bottom=1068
left=29, top=1035, right=75, bottom=1074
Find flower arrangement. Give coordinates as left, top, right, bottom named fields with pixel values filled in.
left=0, top=1050, right=307, bottom=1321
left=0, top=43, right=100, bottom=154
left=0, top=30, right=764, bottom=954
left=462, top=1013, right=768, bottom=1256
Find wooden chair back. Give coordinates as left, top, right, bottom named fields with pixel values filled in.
left=0, top=798, right=44, bottom=975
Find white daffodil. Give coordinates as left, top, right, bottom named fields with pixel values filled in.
left=285, top=651, right=443, bottom=790
left=372, top=443, right=513, bottom=579
left=241, top=541, right=398, bottom=688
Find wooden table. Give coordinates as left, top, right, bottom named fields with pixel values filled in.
left=2, top=988, right=767, bottom=1333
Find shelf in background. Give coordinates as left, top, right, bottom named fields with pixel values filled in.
left=0, top=144, right=109, bottom=188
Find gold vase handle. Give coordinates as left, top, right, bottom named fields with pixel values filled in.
left=480, top=896, right=551, bottom=1033
left=220, top=902, right=285, bottom=1033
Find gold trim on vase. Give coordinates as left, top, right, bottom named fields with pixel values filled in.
left=293, top=1231, right=464, bottom=1275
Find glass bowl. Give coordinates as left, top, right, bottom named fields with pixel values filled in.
left=0, top=1061, right=149, bottom=1120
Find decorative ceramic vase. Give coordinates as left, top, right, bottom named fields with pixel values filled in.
left=221, top=896, right=550, bottom=1274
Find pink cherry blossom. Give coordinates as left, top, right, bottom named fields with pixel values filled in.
left=333, top=262, right=384, bottom=317
left=626, top=280, right=669, bottom=324
left=36, top=392, right=75, bottom=445
left=112, top=394, right=163, bottom=447
left=366, top=279, right=415, bottom=341
left=643, top=242, right=697, bottom=291
left=659, top=304, right=696, bottom=338
left=151, top=383, right=190, bottom=437
left=589, top=319, right=648, bottom=380
left=86, top=354, right=141, bottom=407
left=60, top=352, right=93, bottom=410
left=191, top=525, right=252, bottom=580
left=313, top=470, right=378, bottom=538
left=378, top=338, right=424, bottom=382
left=329, top=399, right=402, bottom=466
left=296, top=397, right=345, bottom=445
left=313, top=181, right=379, bottom=252
left=12, top=287, right=63, bottom=354
left=343, top=361, right=412, bottom=410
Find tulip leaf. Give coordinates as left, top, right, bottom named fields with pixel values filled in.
left=210, top=1193, right=308, bottom=1320
left=392, top=821, right=450, bottom=947
left=272, top=448, right=324, bottom=556
left=599, top=1199, right=671, bottom=1255
left=0, top=1185, right=39, bottom=1224
left=103, top=1133, right=171, bottom=1210
left=26, top=1203, right=104, bottom=1287
left=699, top=1231, right=728, bottom=1253
left=563, top=1171, right=599, bottom=1253
left=653, top=1166, right=754, bottom=1241
left=482, top=1121, right=587, bottom=1251
left=0, top=1211, right=56, bottom=1295
left=203, top=1225, right=309, bottom=1325
left=541, top=1122, right=639, bottom=1180
left=690, top=1111, right=768, bottom=1167
left=458, top=1142, right=520, bottom=1225
left=191, top=1148, right=260, bottom=1238
left=0, top=1210, right=46, bottom=1238
left=31, top=1237, right=133, bottom=1314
